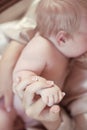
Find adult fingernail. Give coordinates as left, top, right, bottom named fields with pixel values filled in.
left=50, top=106, right=60, bottom=113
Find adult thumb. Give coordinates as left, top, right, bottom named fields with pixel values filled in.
left=5, top=91, right=13, bottom=112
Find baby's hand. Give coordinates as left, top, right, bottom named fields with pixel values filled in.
left=37, top=83, right=65, bottom=106
left=13, top=76, right=53, bottom=99
left=23, top=77, right=54, bottom=109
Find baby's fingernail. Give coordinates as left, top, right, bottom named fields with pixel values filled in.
left=48, top=103, right=53, bottom=107
left=62, top=92, right=66, bottom=97
left=47, top=81, right=54, bottom=86
left=32, top=76, right=38, bottom=81
left=6, top=107, right=11, bottom=112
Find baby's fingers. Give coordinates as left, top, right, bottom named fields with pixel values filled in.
left=57, top=91, right=65, bottom=103
left=23, top=81, right=53, bottom=107
left=47, top=91, right=65, bottom=106
left=27, top=81, right=53, bottom=94
left=48, top=95, right=54, bottom=106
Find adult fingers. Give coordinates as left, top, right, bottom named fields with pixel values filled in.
left=25, top=80, right=53, bottom=94
left=4, top=90, right=13, bottom=112
left=13, top=77, right=36, bottom=98
left=25, top=98, right=46, bottom=118
left=25, top=98, right=60, bottom=122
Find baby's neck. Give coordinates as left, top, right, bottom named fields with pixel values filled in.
left=59, top=52, right=69, bottom=87
left=48, top=34, right=69, bottom=65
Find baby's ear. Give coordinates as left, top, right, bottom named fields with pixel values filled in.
left=56, top=31, right=69, bottom=47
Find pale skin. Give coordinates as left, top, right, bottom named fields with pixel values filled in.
left=0, top=41, right=25, bottom=111
left=12, top=34, right=68, bottom=128
left=0, top=35, right=64, bottom=130
left=0, top=11, right=87, bottom=130
left=13, top=33, right=68, bottom=106
left=13, top=16, right=87, bottom=108
left=13, top=14, right=87, bottom=130
left=23, top=84, right=62, bottom=130
left=0, top=41, right=25, bottom=130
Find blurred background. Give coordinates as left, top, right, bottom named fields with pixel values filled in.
left=0, top=0, right=34, bottom=54
left=0, top=0, right=33, bottom=23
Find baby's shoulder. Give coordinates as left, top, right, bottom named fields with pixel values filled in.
left=25, top=34, right=56, bottom=57
left=33, top=34, right=55, bottom=52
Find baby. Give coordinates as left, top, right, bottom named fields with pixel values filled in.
left=13, top=0, right=87, bottom=129
left=13, top=33, right=66, bottom=128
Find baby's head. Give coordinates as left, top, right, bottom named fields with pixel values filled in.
left=36, top=0, right=87, bottom=58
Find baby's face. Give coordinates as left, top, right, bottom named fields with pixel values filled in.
left=69, top=16, right=87, bottom=57
left=58, top=16, right=87, bottom=58
left=49, top=16, right=87, bottom=58
left=69, top=31, right=87, bottom=57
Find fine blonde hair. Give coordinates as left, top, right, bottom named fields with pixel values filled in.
left=35, top=0, right=87, bottom=37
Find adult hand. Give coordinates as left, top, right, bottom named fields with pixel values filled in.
left=0, top=69, right=13, bottom=112
left=23, top=81, right=62, bottom=130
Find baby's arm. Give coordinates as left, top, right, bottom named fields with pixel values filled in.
left=13, top=35, right=65, bottom=108
left=13, top=35, right=50, bottom=97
